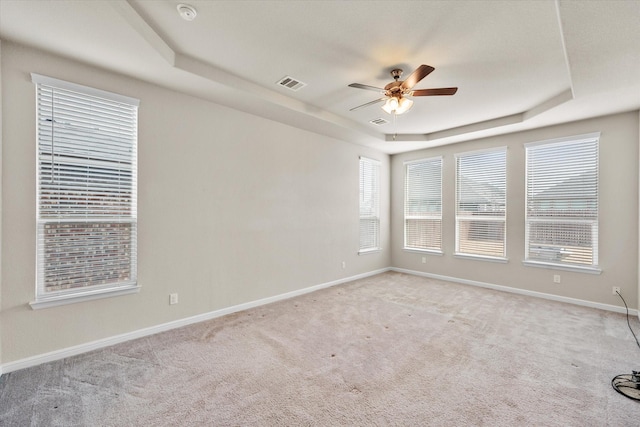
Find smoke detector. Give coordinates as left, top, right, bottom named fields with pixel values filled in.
left=177, top=4, right=197, bottom=21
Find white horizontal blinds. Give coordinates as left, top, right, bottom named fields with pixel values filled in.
left=525, top=135, right=599, bottom=266
left=404, top=157, right=442, bottom=251
left=34, top=74, right=138, bottom=298
left=455, top=148, right=507, bottom=258
left=359, top=157, right=380, bottom=252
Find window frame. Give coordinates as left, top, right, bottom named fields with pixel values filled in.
left=358, top=156, right=381, bottom=254
left=403, top=156, right=443, bottom=254
left=30, top=74, right=140, bottom=309
left=523, top=132, right=601, bottom=274
left=454, top=147, right=508, bottom=261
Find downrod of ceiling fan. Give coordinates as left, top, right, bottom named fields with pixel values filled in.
left=390, top=69, right=403, bottom=81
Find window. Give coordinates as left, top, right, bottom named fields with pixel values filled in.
left=404, top=157, right=442, bottom=252
left=32, top=74, right=139, bottom=307
left=525, top=133, right=599, bottom=271
left=359, top=156, right=380, bottom=253
left=455, top=148, right=507, bottom=259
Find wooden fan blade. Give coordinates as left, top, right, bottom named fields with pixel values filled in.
left=348, top=83, right=386, bottom=93
left=411, top=87, right=458, bottom=96
left=400, top=65, right=435, bottom=91
left=349, top=97, right=387, bottom=111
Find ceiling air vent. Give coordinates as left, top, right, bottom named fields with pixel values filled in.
left=369, top=118, right=389, bottom=126
left=277, top=76, right=307, bottom=91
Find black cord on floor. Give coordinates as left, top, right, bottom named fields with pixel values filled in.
left=616, top=290, right=640, bottom=351
left=611, top=289, right=640, bottom=402
left=611, top=373, right=640, bottom=401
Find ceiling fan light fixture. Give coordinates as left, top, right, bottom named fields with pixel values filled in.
left=381, top=97, right=399, bottom=114
left=396, top=97, right=414, bottom=114
left=381, top=96, right=413, bottom=115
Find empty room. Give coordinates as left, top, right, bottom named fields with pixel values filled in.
left=1, top=0, right=639, bottom=425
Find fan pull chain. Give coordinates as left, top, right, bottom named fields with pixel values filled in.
left=393, top=111, right=397, bottom=141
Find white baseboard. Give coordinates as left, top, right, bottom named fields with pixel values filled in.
left=2, top=265, right=636, bottom=375
left=0, top=268, right=391, bottom=375
left=391, top=267, right=639, bottom=316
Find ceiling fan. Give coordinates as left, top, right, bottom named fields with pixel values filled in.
left=348, top=64, right=458, bottom=115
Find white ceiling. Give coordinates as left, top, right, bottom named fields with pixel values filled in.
left=1, top=0, right=639, bottom=154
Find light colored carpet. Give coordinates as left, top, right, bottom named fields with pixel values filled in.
left=1, top=271, right=639, bottom=426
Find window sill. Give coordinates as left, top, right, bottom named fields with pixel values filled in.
left=522, top=260, right=602, bottom=275
left=30, top=285, right=141, bottom=310
left=358, top=248, right=382, bottom=255
left=454, top=253, right=508, bottom=263
left=403, top=248, right=444, bottom=256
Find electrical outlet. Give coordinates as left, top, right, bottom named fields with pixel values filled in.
left=341, top=261, right=346, bottom=269
left=553, top=275, right=561, bottom=284
left=169, top=293, right=179, bottom=305
left=421, top=257, right=427, bottom=264
left=612, top=286, right=621, bottom=296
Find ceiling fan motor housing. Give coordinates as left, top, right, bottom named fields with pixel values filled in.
left=384, top=82, right=404, bottom=96
left=385, top=69, right=405, bottom=95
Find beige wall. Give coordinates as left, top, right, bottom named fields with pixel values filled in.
left=392, top=112, right=639, bottom=309
left=0, top=42, right=390, bottom=364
